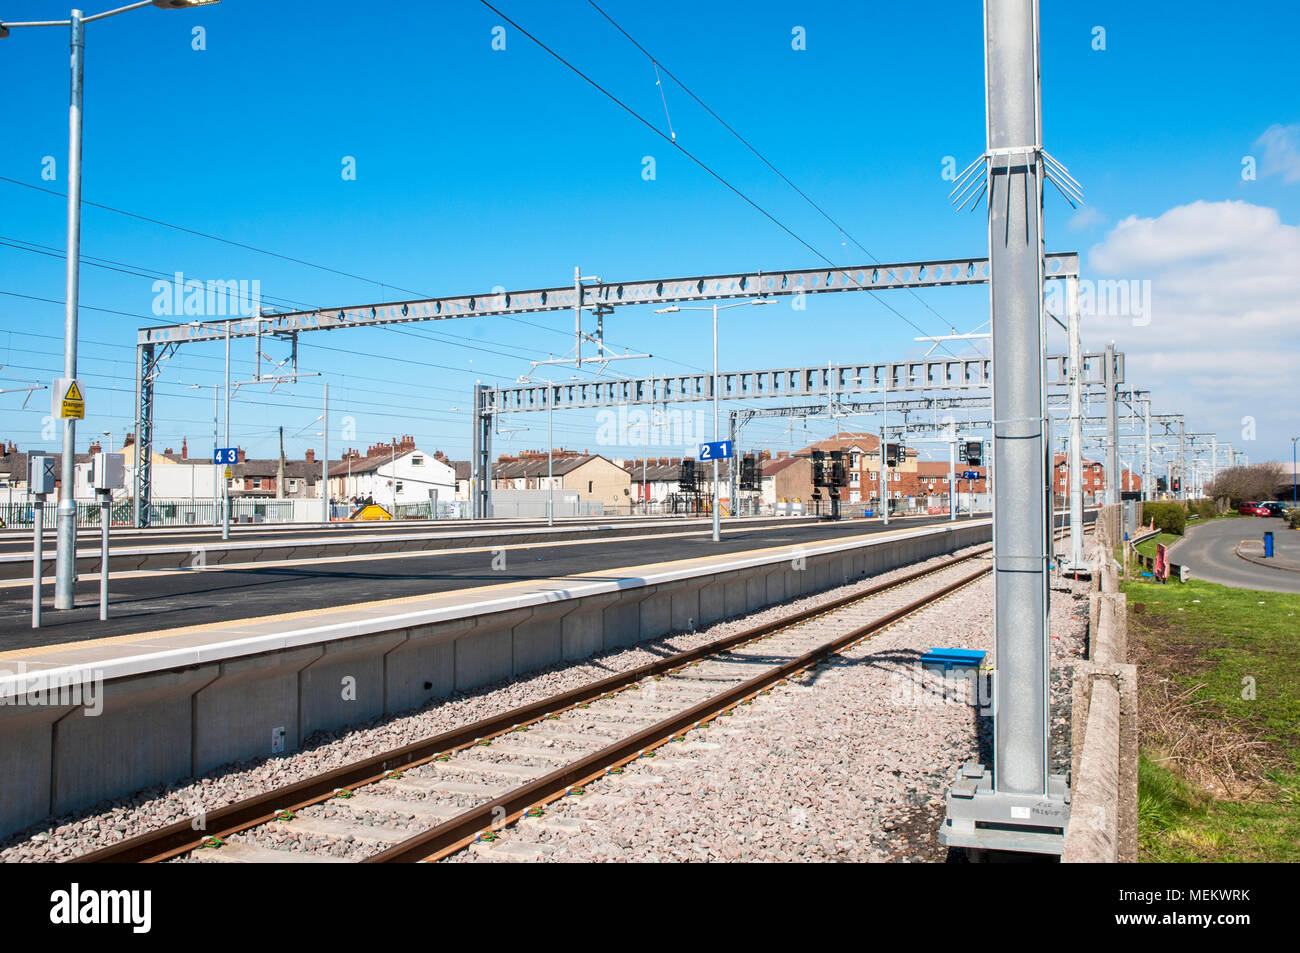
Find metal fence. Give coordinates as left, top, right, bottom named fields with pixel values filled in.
left=0, top=497, right=328, bottom=528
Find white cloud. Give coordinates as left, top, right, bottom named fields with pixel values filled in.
left=1084, top=200, right=1300, bottom=461
left=1254, top=123, right=1300, bottom=184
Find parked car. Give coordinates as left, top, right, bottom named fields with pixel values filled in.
left=1237, top=501, right=1261, bottom=515
left=1258, top=501, right=1287, bottom=518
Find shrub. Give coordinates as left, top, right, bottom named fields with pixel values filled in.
left=1290, top=508, right=1300, bottom=531
left=1143, top=501, right=1187, bottom=535
left=1194, top=499, right=1216, bottom=520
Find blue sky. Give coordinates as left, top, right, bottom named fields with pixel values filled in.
left=2, top=0, right=1297, bottom=472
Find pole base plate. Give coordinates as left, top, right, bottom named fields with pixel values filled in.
left=938, top=763, right=1070, bottom=856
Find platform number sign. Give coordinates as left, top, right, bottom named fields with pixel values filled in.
left=962, top=470, right=981, bottom=481
left=698, top=440, right=733, bottom=461
left=214, top=448, right=239, bottom=465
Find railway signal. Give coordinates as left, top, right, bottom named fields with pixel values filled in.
left=677, top=458, right=696, bottom=492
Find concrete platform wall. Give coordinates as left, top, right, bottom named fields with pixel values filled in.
left=0, top=521, right=989, bottom=839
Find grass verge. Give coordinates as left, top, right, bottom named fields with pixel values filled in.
left=1124, top=576, right=1299, bottom=861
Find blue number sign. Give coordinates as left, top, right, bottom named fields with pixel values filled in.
left=214, top=448, right=239, bottom=465
left=698, top=441, right=733, bottom=461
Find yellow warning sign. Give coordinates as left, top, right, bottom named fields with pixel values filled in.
left=56, top=378, right=85, bottom=420
left=224, top=466, right=233, bottom=480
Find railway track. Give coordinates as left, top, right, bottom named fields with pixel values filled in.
left=74, top=546, right=998, bottom=864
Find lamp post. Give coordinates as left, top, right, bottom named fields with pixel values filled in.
left=2, top=1, right=219, bottom=608
left=1292, top=437, right=1298, bottom=509
left=655, top=298, right=770, bottom=542
left=189, top=383, right=220, bottom=525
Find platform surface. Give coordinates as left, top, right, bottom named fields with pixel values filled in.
left=0, top=518, right=983, bottom=686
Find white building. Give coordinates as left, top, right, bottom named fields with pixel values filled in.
left=327, top=438, right=455, bottom=511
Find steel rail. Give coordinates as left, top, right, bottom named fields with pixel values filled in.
left=71, top=544, right=990, bottom=863
left=369, top=561, right=991, bottom=862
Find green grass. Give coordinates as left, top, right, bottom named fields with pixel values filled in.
left=1133, top=532, right=1179, bottom=562
left=1124, top=576, right=1300, bottom=861
left=1138, top=755, right=1300, bottom=862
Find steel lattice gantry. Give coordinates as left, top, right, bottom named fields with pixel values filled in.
left=131, top=252, right=1080, bottom=525
left=490, top=351, right=1115, bottom=414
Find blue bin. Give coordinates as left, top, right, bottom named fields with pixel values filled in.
left=1264, top=532, right=1274, bottom=558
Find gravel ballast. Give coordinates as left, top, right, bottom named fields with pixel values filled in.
left=454, top=562, right=1091, bottom=863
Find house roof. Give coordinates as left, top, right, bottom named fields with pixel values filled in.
left=328, top=448, right=433, bottom=478
left=761, top=456, right=805, bottom=478
left=796, top=432, right=884, bottom=455
left=233, top=459, right=338, bottom=479
left=0, top=450, right=94, bottom=482
left=627, top=459, right=734, bottom=482
left=493, top=454, right=629, bottom=480
left=1052, top=453, right=1103, bottom=468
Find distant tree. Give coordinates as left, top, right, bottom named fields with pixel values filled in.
left=1209, top=462, right=1284, bottom=505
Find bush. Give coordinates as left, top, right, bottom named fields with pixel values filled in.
left=1193, top=499, right=1216, bottom=520
left=1290, top=508, right=1300, bottom=531
left=1143, top=501, right=1187, bottom=536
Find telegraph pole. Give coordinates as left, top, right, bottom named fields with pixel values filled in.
left=1066, top=276, right=1085, bottom=570
left=321, top=382, right=329, bottom=523
left=948, top=425, right=956, bottom=521
left=1143, top=397, right=1152, bottom=502
left=222, top=323, right=231, bottom=540
left=1105, top=342, right=1119, bottom=506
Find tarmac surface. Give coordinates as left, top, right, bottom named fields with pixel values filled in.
left=1168, top=515, right=1300, bottom=594
left=0, top=514, right=685, bottom=557
left=0, top=515, right=965, bottom=651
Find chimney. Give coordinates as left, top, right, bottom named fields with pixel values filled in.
left=89, top=440, right=102, bottom=455
left=305, top=448, right=316, bottom=464
left=237, top=447, right=246, bottom=463
left=181, top=438, right=188, bottom=460
left=123, top=432, right=135, bottom=449
left=164, top=447, right=174, bottom=456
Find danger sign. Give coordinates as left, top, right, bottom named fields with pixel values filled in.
left=52, top=378, right=86, bottom=420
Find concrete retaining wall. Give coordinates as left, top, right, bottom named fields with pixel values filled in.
left=0, top=521, right=990, bottom=839
left=1064, top=510, right=1138, bottom=862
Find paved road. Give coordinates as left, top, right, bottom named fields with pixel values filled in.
left=0, top=515, right=975, bottom=651
left=1168, top=516, right=1300, bottom=594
